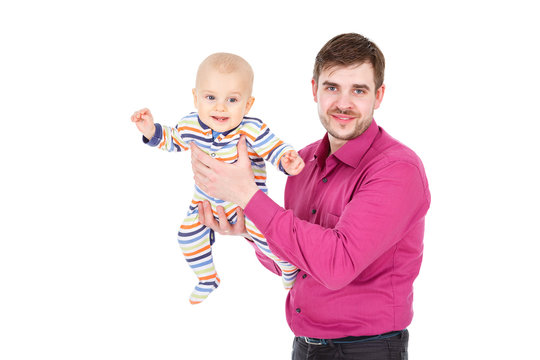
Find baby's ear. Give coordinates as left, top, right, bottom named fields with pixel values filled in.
left=192, top=88, right=198, bottom=108
left=244, top=96, right=255, bottom=114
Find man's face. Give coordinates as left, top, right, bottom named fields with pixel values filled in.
left=312, top=63, right=385, bottom=151
left=193, top=67, right=254, bottom=133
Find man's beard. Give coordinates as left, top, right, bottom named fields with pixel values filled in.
left=320, top=108, right=373, bottom=141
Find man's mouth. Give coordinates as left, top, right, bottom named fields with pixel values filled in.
left=330, top=113, right=356, bottom=123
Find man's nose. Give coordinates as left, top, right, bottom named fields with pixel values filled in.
left=335, top=93, right=353, bottom=111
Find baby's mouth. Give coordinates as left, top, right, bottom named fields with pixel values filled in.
left=212, top=116, right=229, bottom=122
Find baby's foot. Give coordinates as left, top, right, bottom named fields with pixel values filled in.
left=189, top=276, right=221, bottom=304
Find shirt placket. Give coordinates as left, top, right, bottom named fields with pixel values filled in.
left=291, top=156, right=340, bottom=327
left=209, top=134, right=223, bottom=159
left=309, top=157, right=338, bottom=220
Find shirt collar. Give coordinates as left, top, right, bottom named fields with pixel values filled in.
left=197, top=115, right=210, bottom=130
left=314, top=119, right=379, bottom=169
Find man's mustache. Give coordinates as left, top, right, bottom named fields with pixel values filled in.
left=328, top=108, right=361, bottom=117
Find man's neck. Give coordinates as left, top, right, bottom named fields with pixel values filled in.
left=328, top=136, right=347, bottom=155
left=328, top=118, right=373, bottom=155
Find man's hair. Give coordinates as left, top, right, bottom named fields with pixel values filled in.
left=313, top=33, right=385, bottom=90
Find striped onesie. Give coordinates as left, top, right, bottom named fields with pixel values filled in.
left=144, top=113, right=299, bottom=304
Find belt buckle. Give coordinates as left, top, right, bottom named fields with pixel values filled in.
left=303, top=337, right=326, bottom=345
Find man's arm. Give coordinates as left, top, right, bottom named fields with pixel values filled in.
left=190, top=138, right=429, bottom=290
left=244, top=161, right=430, bottom=290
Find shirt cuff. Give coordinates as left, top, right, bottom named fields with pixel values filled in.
left=276, top=147, right=294, bottom=175
left=142, top=123, right=163, bottom=146
left=244, top=190, right=282, bottom=235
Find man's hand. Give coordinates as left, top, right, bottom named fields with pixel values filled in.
left=131, top=108, right=156, bottom=140
left=281, top=150, right=305, bottom=176
left=197, top=201, right=249, bottom=237
left=191, top=136, right=259, bottom=208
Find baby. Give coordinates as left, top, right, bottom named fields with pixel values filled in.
left=131, top=53, right=304, bottom=304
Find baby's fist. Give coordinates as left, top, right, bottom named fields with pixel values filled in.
left=281, top=150, right=305, bottom=176
left=131, top=108, right=156, bottom=140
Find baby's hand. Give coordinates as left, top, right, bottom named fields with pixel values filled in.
left=281, top=150, right=305, bottom=176
left=131, top=108, right=156, bottom=140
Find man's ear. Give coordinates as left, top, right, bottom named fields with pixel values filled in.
left=244, top=96, right=255, bottom=114
left=192, top=88, right=198, bottom=108
left=311, top=79, right=318, bottom=103
left=374, top=84, right=385, bottom=110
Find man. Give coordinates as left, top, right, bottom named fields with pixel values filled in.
left=191, top=33, right=430, bottom=359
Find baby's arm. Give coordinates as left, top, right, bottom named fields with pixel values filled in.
left=248, top=119, right=305, bottom=176
left=131, top=108, right=190, bottom=152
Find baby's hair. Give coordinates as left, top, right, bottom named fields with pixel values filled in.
left=196, top=52, right=254, bottom=92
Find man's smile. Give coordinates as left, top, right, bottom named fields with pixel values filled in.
left=330, top=113, right=356, bottom=123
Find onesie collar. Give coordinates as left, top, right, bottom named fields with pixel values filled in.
left=197, top=114, right=243, bottom=138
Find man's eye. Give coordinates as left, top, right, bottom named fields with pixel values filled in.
left=354, top=89, right=364, bottom=95
left=327, top=86, right=337, bottom=91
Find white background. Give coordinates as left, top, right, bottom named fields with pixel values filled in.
left=1, top=0, right=539, bottom=359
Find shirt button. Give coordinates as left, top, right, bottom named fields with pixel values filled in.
left=311, top=209, right=316, bottom=214
left=211, top=153, right=216, bottom=157
left=322, top=177, right=328, bottom=183
left=296, top=308, right=301, bottom=313
left=302, top=274, right=307, bottom=279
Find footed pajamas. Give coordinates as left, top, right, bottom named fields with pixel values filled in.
left=144, top=113, right=299, bottom=304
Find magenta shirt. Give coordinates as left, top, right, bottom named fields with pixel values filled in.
left=244, top=120, right=431, bottom=339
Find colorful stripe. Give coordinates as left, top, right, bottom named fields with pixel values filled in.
left=150, top=112, right=299, bottom=302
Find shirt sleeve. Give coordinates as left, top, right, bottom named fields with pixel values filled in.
left=243, top=161, right=430, bottom=290
left=143, top=120, right=190, bottom=152
left=246, top=121, right=295, bottom=175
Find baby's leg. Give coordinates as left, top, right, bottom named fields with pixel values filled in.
left=244, top=217, right=299, bottom=289
left=177, top=210, right=220, bottom=304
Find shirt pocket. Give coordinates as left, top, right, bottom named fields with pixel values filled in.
left=323, top=212, right=340, bottom=229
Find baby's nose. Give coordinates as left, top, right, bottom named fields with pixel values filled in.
left=215, top=101, right=227, bottom=111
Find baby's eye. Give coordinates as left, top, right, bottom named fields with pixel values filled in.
left=205, top=95, right=216, bottom=101
left=227, top=98, right=238, bottom=103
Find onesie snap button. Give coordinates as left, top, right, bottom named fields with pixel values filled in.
left=211, top=153, right=216, bottom=157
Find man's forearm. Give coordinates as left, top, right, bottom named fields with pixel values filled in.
left=243, top=162, right=430, bottom=290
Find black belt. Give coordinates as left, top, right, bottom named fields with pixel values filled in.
left=300, top=330, right=404, bottom=346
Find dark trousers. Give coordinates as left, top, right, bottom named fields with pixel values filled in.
left=292, top=329, right=408, bottom=360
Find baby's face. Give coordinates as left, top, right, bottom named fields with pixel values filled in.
left=193, top=67, right=254, bottom=133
